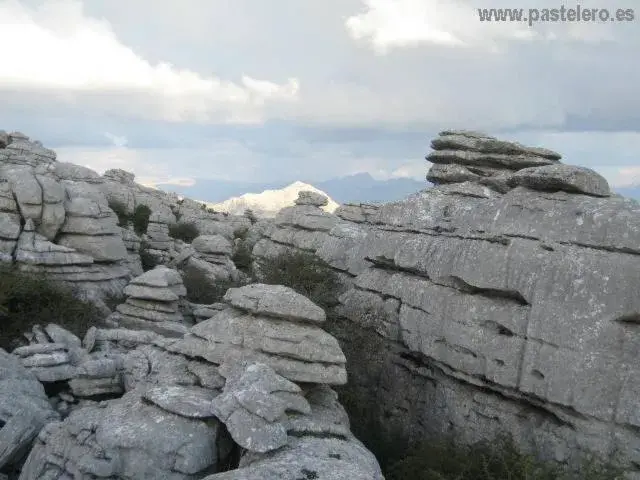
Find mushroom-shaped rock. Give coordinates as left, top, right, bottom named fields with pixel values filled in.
left=109, top=267, right=189, bottom=337
left=163, top=286, right=347, bottom=384
left=223, top=284, right=326, bottom=324
left=508, top=164, right=611, bottom=197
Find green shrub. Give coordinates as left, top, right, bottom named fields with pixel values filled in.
left=232, top=241, right=253, bottom=276
left=244, top=208, right=258, bottom=224
left=108, top=199, right=130, bottom=228
left=182, top=265, right=240, bottom=304
left=103, top=291, right=127, bottom=311
left=168, top=222, right=200, bottom=243
left=131, top=204, right=152, bottom=236
left=256, top=250, right=342, bottom=309
left=139, top=240, right=159, bottom=272
left=0, top=265, right=102, bottom=351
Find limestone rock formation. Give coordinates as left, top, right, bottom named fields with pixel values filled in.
left=205, top=379, right=383, bottom=480
left=210, top=362, right=311, bottom=452
left=5, top=280, right=380, bottom=479
left=0, top=132, right=130, bottom=299
left=106, top=266, right=191, bottom=337
left=1, top=129, right=382, bottom=480
left=174, top=234, right=241, bottom=284
left=163, top=284, right=347, bottom=385
left=427, top=130, right=562, bottom=193
left=0, top=349, right=59, bottom=472
left=252, top=130, right=640, bottom=476
left=18, top=389, right=221, bottom=480
left=252, top=191, right=341, bottom=276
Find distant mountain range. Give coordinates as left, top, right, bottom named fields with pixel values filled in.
left=614, top=186, right=640, bottom=200
left=156, top=172, right=425, bottom=205
left=207, top=181, right=339, bottom=218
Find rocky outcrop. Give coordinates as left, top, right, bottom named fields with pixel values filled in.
left=106, top=266, right=191, bottom=337
left=6, top=277, right=381, bottom=479
left=172, top=234, right=241, bottom=284
left=210, top=362, right=312, bottom=452
left=0, top=348, right=59, bottom=472
left=164, top=284, right=347, bottom=385
left=252, top=191, right=341, bottom=275
left=204, top=363, right=384, bottom=480
left=252, top=130, right=640, bottom=476
left=19, top=388, right=222, bottom=480
left=0, top=132, right=130, bottom=299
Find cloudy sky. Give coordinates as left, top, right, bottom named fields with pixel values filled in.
left=0, top=0, right=638, bottom=188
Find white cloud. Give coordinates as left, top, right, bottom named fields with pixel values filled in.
left=345, top=0, right=634, bottom=53
left=345, top=0, right=535, bottom=53
left=0, top=0, right=299, bottom=123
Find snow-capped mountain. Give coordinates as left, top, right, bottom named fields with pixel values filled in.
left=207, top=181, right=339, bottom=218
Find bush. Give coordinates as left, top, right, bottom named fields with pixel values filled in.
left=244, top=208, right=258, bottom=224
left=232, top=241, right=253, bottom=276
left=131, top=204, right=152, bottom=236
left=168, top=222, right=200, bottom=243
left=139, top=241, right=159, bottom=272
left=0, top=265, right=102, bottom=350
left=108, top=199, right=130, bottom=228
left=257, top=250, right=342, bottom=310
left=182, top=265, right=240, bottom=304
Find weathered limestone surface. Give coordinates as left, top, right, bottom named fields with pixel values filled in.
left=1, top=130, right=382, bottom=480
left=163, top=284, right=347, bottom=385
left=204, top=375, right=384, bottom=480
left=0, top=132, right=130, bottom=298
left=253, top=131, right=640, bottom=476
left=252, top=191, right=342, bottom=279
left=18, top=389, right=221, bottom=480
left=0, top=349, right=59, bottom=471
left=107, top=266, right=191, bottom=337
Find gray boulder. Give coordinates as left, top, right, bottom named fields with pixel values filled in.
left=0, top=349, right=59, bottom=471
left=508, top=164, right=611, bottom=197
left=18, top=389, right=221, bottom=480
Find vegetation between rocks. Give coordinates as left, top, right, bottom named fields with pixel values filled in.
left=256, top=250, right=342, bottom=310
left=0, top=265, right=101, bottom=351
left=168, top=221, right=200, bottom=243
left=181, top=264, right=241, bottom=304
left=108, top=200, right=152, bottom=236
left=139, top=240, right=159, bottom=272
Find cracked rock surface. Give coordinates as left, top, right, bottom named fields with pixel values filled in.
left=252, top=130, right=640, bottom=476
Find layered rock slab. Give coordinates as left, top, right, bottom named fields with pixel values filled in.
left=164, top=284, right=347, bottom=385
left=107, top=266, right=190, bottom=337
